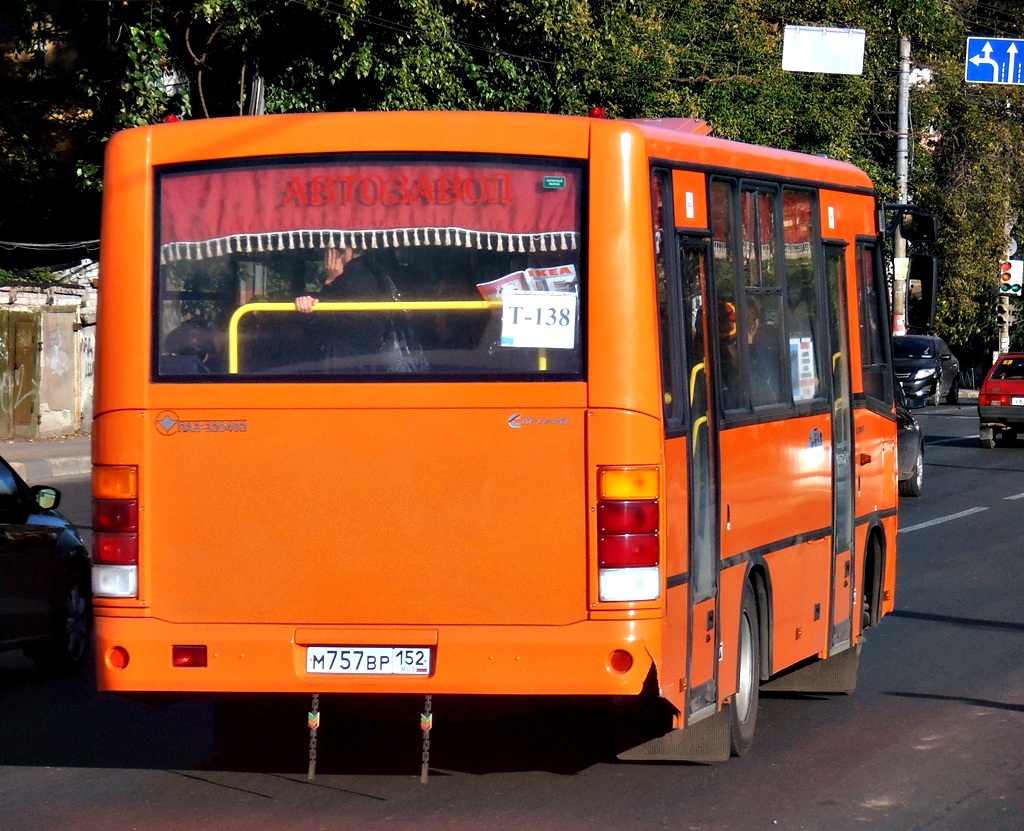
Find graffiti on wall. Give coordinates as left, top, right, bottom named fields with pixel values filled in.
left=46, top=322, right=71, bottom=376
left=79, top=326, right=96, bottom=430
left=80, top=328, right=96, bottom=386
left=0, top=336, right=37, bottom=419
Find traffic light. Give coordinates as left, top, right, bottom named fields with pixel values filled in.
left=997, top=301, right=1017, bottom=327
left=998, top=259, right=1023, bottom=294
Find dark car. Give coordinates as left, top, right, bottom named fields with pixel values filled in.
left=896, top=383, right=924, bottom=496
left=0, top=454, right=91, bottom=671
left=978, top=352, right=1024, bottom=448
left=892, top=335, right=960, bottom=406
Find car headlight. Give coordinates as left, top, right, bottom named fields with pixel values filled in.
left=913, top=368, right=936, bottom=379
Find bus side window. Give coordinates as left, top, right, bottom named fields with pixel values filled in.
left=856, top=241, right=894, bottom=405
left=710, top=178, right=746, bottom=412
left=746, top=294, right=785, bottom=406
left=740, top=186, right=786, bottom=407
left=652, top=168, right=681, bottom=429
left=782, top=189, right=823, bottom=403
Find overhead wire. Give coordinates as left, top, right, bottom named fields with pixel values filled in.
left=0, top=239, right=99, bottom=252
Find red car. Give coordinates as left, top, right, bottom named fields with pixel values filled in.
left=978, top=353, right=1024, bottom=448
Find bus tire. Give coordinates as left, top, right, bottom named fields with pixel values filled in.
left=729, top=581, right=760, bottom=756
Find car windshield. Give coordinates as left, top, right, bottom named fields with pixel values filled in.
left=892, top=338, right=934, bottom=359
left=992, top=358, right=1024, bottom=381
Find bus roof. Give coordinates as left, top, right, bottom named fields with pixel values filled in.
left=628, top=117, right=875, bottom=193
left=107, top=109, right=875, bottom=194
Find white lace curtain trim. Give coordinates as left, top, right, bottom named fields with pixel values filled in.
left=160, top=227, right=580, bottom=263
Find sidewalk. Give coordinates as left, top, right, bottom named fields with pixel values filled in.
left=1, top=435, right=92, bottom=483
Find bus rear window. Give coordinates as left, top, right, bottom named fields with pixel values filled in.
left=154, top=155, right=584, bottom=380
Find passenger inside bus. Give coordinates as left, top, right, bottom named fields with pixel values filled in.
left=718, top=300, right=743, bottom=409
left=291, top=246, right=428, bottom=371
left=745, top=295, right=784, bottom=406
left=160, top=320, right=211, bottom=375
left=293, top=246, right=382, bottom=313
left=719, top=296, right=784, bottom=409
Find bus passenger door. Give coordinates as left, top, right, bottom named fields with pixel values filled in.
left=825, top=246, right=855, bottom=653
left=679, top=239, right=720, bottom=721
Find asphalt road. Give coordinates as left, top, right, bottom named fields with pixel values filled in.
left=2, top=401, right=1022, bottom=830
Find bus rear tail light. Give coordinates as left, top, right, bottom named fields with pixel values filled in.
left=598, top=532, right=659, bottom=567
left=596, top=468, right=661, bottom=602
left=92, top=465, right=140, bottom=598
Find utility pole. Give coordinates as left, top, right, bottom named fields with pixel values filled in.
left=892, top=35, right=911, bottom=336
left=998, top=229, right=1018, bottom=356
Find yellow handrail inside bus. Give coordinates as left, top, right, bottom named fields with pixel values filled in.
left=689, top=361, right=705, bottom=403
left=227, top=300, right=502, bottom=374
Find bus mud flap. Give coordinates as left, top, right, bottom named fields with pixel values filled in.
left=760, top=643, right=862, bottom=694
left=616, top=708, right=731, bottom=763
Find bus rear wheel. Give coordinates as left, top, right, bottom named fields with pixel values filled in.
left=729, top=581, right=760, bottom=756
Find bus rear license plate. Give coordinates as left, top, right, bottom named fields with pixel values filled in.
left=1013, top=397, right=1024, bottom=406
left=306, top=646, right=431, bottom=675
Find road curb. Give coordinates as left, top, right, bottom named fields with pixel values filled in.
left=9, top=456, right=92, bottom=484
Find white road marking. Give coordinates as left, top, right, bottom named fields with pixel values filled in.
left=899, top=506, right=989, bottom=534
left=927, top=435, right=979, bottom=445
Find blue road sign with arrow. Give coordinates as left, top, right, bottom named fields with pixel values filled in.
left=966, top=37, right=1024, bottom=85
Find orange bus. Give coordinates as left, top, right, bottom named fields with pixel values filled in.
left=93, top=111, right=903, bottom=761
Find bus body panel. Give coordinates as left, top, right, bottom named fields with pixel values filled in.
left=716, top=562, right=748, bottom=706
left=99, top=403, right=591, bottom=628
left=586, top=123, right=665, bottom=415
left=661, top=437, right=690, bottom=583
left=93, top=112, right=899, bottom=750
left=718, top=415, right=833, bottom=561
left=93, top=616, right=658, bottom=695
left=763, top=540, right=832, bottom=671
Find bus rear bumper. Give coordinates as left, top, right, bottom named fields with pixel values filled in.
left=93, top=617, right=659, bottom=697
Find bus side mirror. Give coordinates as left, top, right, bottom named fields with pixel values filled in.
left=882, top=204, right=939, bottom=243
left=899, top=211, right=939, bottom=243
left=907, top=254, right=938, bottom=332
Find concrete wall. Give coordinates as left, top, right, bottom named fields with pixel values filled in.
left=1, top=273, right=97, bottom=438
left=39, top=310, right=76, bottom=436
left=78, top=324, right=95, bottom=432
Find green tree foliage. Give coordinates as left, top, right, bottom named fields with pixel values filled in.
left=0, top=2, right=104, bottom=262
left=2, top=0, right=1024, bottom=350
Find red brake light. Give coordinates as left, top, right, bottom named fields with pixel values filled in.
left=599, top=533, right=659, bottom=567
left=93, top=497, right=139, bottom=565
left=597, top=498, right=659, bottom=565
left=94, top=532, right=139, bottom=565
left=598, top=500, right=659, bottom=534
left=94, top=498, right=138, bottom=532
